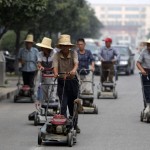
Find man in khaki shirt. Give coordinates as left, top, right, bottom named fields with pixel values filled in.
left=53, top=34, right=80, bottom=133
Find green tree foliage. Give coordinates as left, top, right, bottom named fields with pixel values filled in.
left=30, top=0, right=103, bottom=42
left=0, top=30, right=16, bottom=52
left=0, top=30, right=27, bottom=53
left=0, top=0, right=103, bottom=52
left=0, top=0, right=46, bottom=51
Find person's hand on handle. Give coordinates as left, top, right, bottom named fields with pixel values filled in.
left=141, top=69, right=147, bottom=75
left=69, top=69, right=76, bottom=79
left=101, top=58, right=105, bottom=62
left=91, top=66, right=95, bottom=72
left=111, top=59, right=116, bottom=64
left=54, top=73, right=58, bottom=78
left=34, top=100, right=41, bottom=109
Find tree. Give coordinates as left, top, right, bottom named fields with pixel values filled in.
left=29, top=0, right=103, bottom=43
left=0, top=0, right=103, bottom=51
left=0, top=0, right=46, bottom=51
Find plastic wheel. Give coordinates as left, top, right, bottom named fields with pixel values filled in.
left=14, top=95, right=18, bottom=103
left=38, top=130, right=42, bottom=145
left=140, top=111, right=143, bottom=122
left=34, top=114, right=39, bottom=126
left=94, top=106, right=98, bottom=114
left=97, top=92, right=100, bottom=99
left=73, top=130, right=77, bottom=143
left=114, top=92, right=118, bottom=99
left=67, top=132, right=73, bottom=147
left=146, top=117, right=150, bottom=123
left=30, top=95, right=35, bottom=103
left=146, top=115, right=150, bottom=123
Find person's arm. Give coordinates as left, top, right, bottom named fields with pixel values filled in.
left=99, top=47, right=105, bottom=61
left=18, top=48, right=25, bottom=65
left=89, top=50, right=95, bottom=71
left=70, top=51, right=78, bottom=75
left=136, top=52, right=147, bottom=75
left=52, top=53, right=58, bottom=77
left=112, top=48, right=120, bottom=62
left=136, top=61, right=146, bottom=75
left=37, top=52, right=44, bottom=70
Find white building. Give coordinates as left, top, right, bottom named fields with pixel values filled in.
left=91, top=3, right=150, bottom=47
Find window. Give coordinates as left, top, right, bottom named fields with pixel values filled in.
left=108, top=7, right=122, bottom=11
left=108, top=14, right=122, bottom=18
left=125, top=7, right=139, bottom=11
left=125, top=14, right=139, bottom=19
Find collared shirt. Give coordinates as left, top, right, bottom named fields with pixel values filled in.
left=18, top=47, right=39, bottom=72
left=38, top=50, right=55, bottom=68
left=138, top=49, right=150, bottom=69
left=99, top=46, right=120, bottom=61
left=53, top=50, right=78, bottom=73
left=77, top=49, right=94, bottom=70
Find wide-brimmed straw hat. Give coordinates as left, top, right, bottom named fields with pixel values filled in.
left=36, top=37, right=53, bottom=49
left=144, top=39, right=150, bottom=44
left=57, top=34, right=74, bottom=47
left=24, top=34, right=34, bottom=43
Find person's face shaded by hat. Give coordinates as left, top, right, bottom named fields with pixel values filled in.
left=103, top=37, right=112, bottom=48
left=41, top=47, right=52, bottom=56
left=25, top=41, right=33, bottom=50
left=59, top=45, right=72, bottom=56
left=147, top=43, right=150, bottom=52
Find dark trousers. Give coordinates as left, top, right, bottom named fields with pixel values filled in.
left=141, top=74, right=150, bottom=105
left=57, top=77, right=79, bottom=118
left=22, top=71, right=37, bottom=88
left=101, top=63, right=114, bottom=83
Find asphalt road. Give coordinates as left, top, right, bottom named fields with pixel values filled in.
left=0, top=69, right=150, bottom=150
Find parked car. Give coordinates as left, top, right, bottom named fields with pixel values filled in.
left=3, top=51, right=15, bottom=73
left=112, top=45, right=135, bottom=75
left=85, top=43, right=101, bottom=75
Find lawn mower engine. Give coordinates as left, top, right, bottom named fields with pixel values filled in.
left=19, top=85, right=32, bottom=96
left=46, top=114, right=73, bottom=135
left=83, top=99, right=93, bottom=107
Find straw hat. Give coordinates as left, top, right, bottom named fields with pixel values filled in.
left=144, top=39, right=150, bottom=44
left=24, top=34, right=34, bottom=43
left=36, top=37, right=53, bottom=49
left=143, top=39, right=150, bottom=44
left=57, top=34, right=74, bottom=47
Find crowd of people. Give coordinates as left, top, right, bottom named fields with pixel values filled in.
left=18, top=33, right=150, bottom=133
left=17, top=34, right=121, bottom=133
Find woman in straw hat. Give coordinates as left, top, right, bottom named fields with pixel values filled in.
left=53, top=34, right=80, bottom=133
left=18, top=34, right=39, bottom=93
left=35, top=37, right=56, bottom=104
left=137, top=39, right=150, bottom=116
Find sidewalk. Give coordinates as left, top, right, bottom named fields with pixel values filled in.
left=0, top=75, right=18, bottom=101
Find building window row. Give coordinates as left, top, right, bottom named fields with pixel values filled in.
left=124, top=21, right=144, bottom=26
left=125, top=14, right=146, bottom=18
left=125, top=7, right=145, bottom=11
left=108, top=14, right=122, bottom=18
left=108, top=7, right=122, bottom=11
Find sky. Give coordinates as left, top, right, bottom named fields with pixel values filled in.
left=86, top=0, right=150, bottom=4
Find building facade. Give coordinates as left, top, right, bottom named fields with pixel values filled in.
left=91, top=4, right=150, bottom=47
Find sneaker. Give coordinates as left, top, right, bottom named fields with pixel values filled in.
left=76, top=125, right=81, bottom=134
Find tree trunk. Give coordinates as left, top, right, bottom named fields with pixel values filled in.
left=0, top=27, right=8, bottom=39
left=14, top=29, right=21, bottom=74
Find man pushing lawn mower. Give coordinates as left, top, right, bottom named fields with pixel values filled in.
left=137, top=39, right=150, bottom=122
left=53, top=34, right=81, bottom=133
left=14, top=34, right=38, bottom=102
left=97, top=37, right=119, bottom=99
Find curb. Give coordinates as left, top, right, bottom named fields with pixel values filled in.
left=0, top=88, right=17, bottom=101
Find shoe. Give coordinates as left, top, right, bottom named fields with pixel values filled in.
left=76, top=125, right=81, bottom=134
